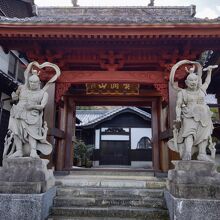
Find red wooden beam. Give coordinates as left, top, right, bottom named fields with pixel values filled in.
left=51, top=71, right=166, bottom=84
left=0, top=24, right=220, bottom=39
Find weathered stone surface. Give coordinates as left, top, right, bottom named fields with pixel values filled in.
left=54, top=196, right=165, bottom=208
left=38, top=6, right=196, bottom=17
left=49, top=172, right=168, bottom=219
left=55, top=173, right=166, bottom=189
left=48, top=217, right=161, bottom=220
left=165, top=191, right=220, bottom=220
left=51, top=206, right=169, bottom=219
left=56, top=186, right=164, bottom=198
left=0, top=186, right=56, bottom=220
left=0, top=158, right=55, bottom=193
left=167, top=160, right=220, bottom=199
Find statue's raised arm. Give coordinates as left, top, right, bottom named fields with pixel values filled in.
left=201, top=65, right=218, bottom=92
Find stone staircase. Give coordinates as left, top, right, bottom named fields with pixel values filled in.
left=48, top=169, right=169, bottom=220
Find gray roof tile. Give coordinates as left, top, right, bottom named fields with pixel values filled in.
left=76, top=107, right=151, bottom=127
left=0, top=6, right=219, bottom=25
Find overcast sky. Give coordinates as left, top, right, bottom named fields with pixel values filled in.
left=35, top=0, right=220, bottom=18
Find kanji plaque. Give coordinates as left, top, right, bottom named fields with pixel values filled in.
left=86, top=83, right=139, bottom=95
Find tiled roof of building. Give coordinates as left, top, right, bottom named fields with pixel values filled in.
left=76, top=109, right=109, bottom=126
left=76, top=107, right=151, bottom=127
left=0, top=5, right=219, bottom=25
left=0, top=0, right=34, bottom=18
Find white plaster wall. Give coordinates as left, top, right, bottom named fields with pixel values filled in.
left=131, top=161, right=152, bottom=168
left=0, top=47, right=10, bottom=73
left=131, top=128, right=152, bottom=149
left=93, top=161, right=99, bottom=167
left=101, top=135, right=129, bottom=141
left=95, top=129, right=100, bottom=149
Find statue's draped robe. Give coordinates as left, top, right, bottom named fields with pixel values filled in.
left=168, top=86, right=213, bottom=155
left=9, top=85, right=52, bottom=155
left=178, top=88, right=213, bottom=145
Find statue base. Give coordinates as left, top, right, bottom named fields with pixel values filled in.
left=0, top=186, right=56, bottom=220
left=164, top=191, right=220, bottom=220
left=167, top=160, right=220, bottom=199
left=165, top=160, right=220, bottom=220
left=0, top=157, right=55, bottom=193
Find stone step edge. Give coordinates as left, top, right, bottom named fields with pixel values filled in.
left=56, top=188, right=165, bottom=193
left=56, top=187, right=165, bottom=197
left=48, top=217, right=146, bottom=220
left=53, top=197, right=165, bottom=206
left=51, top=206, right=169, bottom=219
left=48, top=216, right=163, bottom=220
left=56, top=186, right=165, bottom=190
left=53, top=198, right=166, bottom=209
left=56, top=181, right=166, bottom=189
left=51, top=206, right=168, bottom=212
left=54, top=196, right=165, bottom=201
left=55, top=175, right=166, bottom=181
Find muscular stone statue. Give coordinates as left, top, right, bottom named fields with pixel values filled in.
left=3, top=61, right=61, bottom=158
left=168, top=60, right=218, bottom=161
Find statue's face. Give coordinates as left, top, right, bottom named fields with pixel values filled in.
left=186, top=74, right=198, bottom=90
left=29, top=75, right=40, bottom=90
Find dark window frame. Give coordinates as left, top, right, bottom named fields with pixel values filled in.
left=8, top=52, right=17, bottom=78
left=8, top=51, right=26, bottom=83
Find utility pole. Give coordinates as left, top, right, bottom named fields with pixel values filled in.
left=148, top=0, right=155, bottom=6
left=72, top=0, right=79, bottom=7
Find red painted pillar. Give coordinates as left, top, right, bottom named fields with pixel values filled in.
left=63, top=97, right=75, bottom=170
left=55, top=106, right=65, bottom=171
left=151, top=98, right=161, bottom=172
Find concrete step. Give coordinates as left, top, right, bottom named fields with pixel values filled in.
left=55, top=174, right=162, bottom=181
left=54, top=196, right=166, bottom=208
left=55, top=176, right=166, bottom=189
left=56, top=187, right=164, bottom=198
left=69, top=169, right=155, bottom=177
left=48, top=216, right=167, bottom=220
left=51, top=206, right=169, bottom=219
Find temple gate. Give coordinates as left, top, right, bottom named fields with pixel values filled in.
left=0, top=6, right=220, bottom=171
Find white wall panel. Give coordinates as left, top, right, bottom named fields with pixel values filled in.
left=95, top=129, right=100, bottom=149
left=101, top=135, right=129, bottom=141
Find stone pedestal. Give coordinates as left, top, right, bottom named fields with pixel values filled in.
left=167, top=160, right=220, bottom=199
left=0, top=186, right=56, bottom=220
left=165, top=160, right=220, bottom=220
left=0, top=158, right=56, bottom=220
left=0, top=158, right=55, bottom=193
left=165, top=191, right=220, bottom=220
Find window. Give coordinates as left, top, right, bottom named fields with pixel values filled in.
left=8, top=53, right=16, bottom=77
left=17, top=61, right=25, bottom=82
left=8, top=52, right=26, bottom=83
left=136, top=137, right=152, bottom=149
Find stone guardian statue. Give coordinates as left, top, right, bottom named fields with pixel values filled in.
left=3, top=61, right=61, bottom=159
left=168, top=60, right=218, bottom=161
